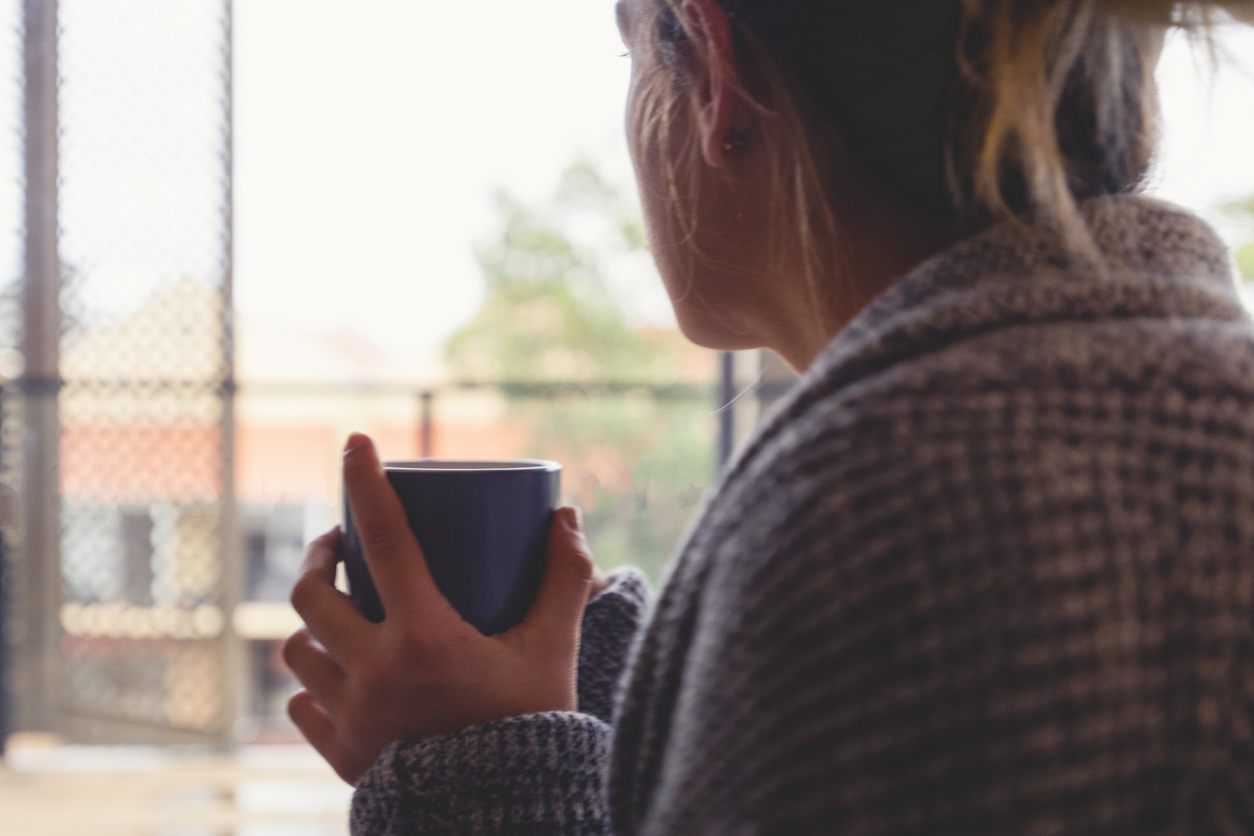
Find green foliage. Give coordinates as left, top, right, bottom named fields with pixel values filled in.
left=449, top=162, right=717, bottom=582
left=517, top=393, right=714, bottom=580
left=1237, top=243, right=1254, bottom=283
left=447, top=163, right=683, bottom=384
left=1222, top=196, right=1254, bottom=282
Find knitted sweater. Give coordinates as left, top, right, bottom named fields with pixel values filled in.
left=351, top=196, right=1254, bottom=835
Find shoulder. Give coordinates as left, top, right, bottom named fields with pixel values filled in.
left=703, top=313, right=1254, bottom=605
left=666, top=313, right=1254, bottom=767
left=679, top=195, right=1254, bottom=682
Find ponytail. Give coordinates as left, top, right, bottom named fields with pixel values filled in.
left=960, top=0, right=1253, bottom=251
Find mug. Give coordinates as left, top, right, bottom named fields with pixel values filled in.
left=342, top=459, right=561, bottom=635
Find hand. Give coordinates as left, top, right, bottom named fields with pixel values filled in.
left=282, top=433, right=598, bottom=785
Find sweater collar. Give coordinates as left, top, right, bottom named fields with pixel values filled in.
left=726, top=195, right=1243, bottom=482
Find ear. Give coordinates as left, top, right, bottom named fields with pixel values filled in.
left=682, top=0, right=748, bottom=168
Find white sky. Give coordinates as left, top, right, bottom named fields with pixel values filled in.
left=233, top=0, right=640, bottom=357
left=0, top=3, right=1252, bottom=362
left=1152, top=24, right=1254, bottom=243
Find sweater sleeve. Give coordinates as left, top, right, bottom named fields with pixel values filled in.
left=349, top=566, right=650, bottom=836
left=577, top=567, right=651, bottom=722
left=350, top=712, right=612, bottom=836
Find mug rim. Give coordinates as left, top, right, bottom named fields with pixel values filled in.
left=384, top=458, right=561, bottom=473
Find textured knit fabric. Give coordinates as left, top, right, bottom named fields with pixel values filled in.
left=351, top=568, right=649, bottom=835
left=577, top=569, right=652, bottom=724
left=352, top=196, right=1254, bottom=835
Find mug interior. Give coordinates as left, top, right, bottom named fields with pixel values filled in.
left=385, top=459, right=560, bottom=472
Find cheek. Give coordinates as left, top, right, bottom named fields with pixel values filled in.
left=626, top=90, right=688, bottom=297
left=623, top=64, right=728, bottom=339
left=635, top=189, right=725, bottom=348
left=623, top=67, right=652, bottom=192
left=634, top=166, right=690, bottom=305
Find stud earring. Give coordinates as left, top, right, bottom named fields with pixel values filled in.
left=722, top=130, right=746, bottom=152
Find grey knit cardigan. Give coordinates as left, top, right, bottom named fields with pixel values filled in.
left=351, top=196, right=1254, bottom=835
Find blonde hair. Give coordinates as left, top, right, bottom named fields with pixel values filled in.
left=958, top=0, right=1254, bottom=248
left=633, top=0, right=1253, bottom=273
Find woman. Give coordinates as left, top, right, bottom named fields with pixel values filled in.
left=283, top=0, right=1254, bottom=832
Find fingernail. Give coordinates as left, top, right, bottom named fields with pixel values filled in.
left=560, top=507, right=582, bottom=531
left=344, top=433, right=370, bottom=454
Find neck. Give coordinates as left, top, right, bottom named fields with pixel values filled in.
left=771, top=193, right=956, bottom=373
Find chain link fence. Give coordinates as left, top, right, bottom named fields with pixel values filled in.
left=55, top=0, right=233, bottom=739
left=2, top=0, right=234, bottom=742
left=0, top=0, right=27, bottom=750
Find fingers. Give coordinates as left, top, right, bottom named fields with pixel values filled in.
left=291, top=528, right=369, bottom=659
left=518, top=507, right=595, bottom=650
left=288, top=690, right=380, bottom=787
left=288, top=689, right=338, bottom=752
left=589, top=566, right=611, bottom=602
left=287, top=691, right=354, bottom=784
left=283, top=627, right=347, bottom=711
left=342, top=433, right=445, bottom=618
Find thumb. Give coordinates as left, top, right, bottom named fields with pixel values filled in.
left=519, top=507, right=595, bottom=647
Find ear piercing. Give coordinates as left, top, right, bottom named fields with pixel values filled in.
left=722, top=130, right=747, bottom=152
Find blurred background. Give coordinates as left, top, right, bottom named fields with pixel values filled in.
left=0, top=1, right=1250, bottom=833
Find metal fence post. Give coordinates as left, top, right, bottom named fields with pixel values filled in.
left=16, top=0, right=62, bottom=735
left=220, top=0, right=242, bottom=748
left=420, top=390, right=434, bottom=458
left=718, top=352, right=736, bottom=467
left=1, top=383, right=8, bottom=753
left=0, top=525, right=6, bottom=757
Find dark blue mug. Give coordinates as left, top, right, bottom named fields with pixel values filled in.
left=342, top=459, right=561, bottom=636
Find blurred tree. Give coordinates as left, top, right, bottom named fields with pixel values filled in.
left=1223, top=196, right=1254, bottom=281
left=448, top=162, right=690, bottom=384
left=446, top=163, right=715, bottom=579
left=0, top=279, right=19, bottom=378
